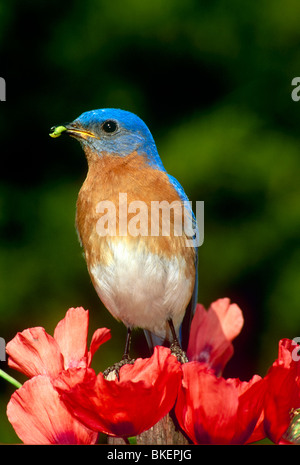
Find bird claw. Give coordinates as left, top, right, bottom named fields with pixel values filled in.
left=170, top=341, right=188, bottom=364
left=103, top=356, right=136, bottom=381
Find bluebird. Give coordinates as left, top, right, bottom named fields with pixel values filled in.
left=50, top=109, right=198, bottom=367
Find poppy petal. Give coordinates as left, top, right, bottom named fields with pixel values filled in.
left=227, top=374, right=266, bottom=444
left=7, top=375, right=98, bottom=444
left=175, top=362, right=239, bottom=444
left=54, top=307, right=89, bottom=369
left=187, top=298, right=243, bottom=373
left=7, top=327, right=63, bottom=378
left=264, top=339, right=300, bottom=443
left=87, top=328, right=111, bottom=366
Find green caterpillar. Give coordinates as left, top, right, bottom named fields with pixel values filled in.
left=49, top=125, right=67, bottom=138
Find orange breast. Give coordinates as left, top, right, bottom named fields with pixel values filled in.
left=76, top=150, right=196, bottom=283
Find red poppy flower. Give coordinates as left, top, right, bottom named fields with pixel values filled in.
left=55, top=346, right=182, bottom=438
left=7, top=376, right=98, bottom=445
left=174, top=298, right=266, bottom=444
left=175, top=362, right=266, bottom=444
left=6, top=307, right=110, bottom=378
left=263, top=338, right=300, bottom=444
left=6, top=307, right=182, bottom=441
left=6, top=307, right=110, bottom=444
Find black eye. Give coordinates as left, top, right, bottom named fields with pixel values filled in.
left=102, top=120, right=118, bottom=133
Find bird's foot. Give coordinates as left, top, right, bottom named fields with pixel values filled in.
left=103, top=356, right=136, bottom=381
left=170, top=341, right=188, bottom=364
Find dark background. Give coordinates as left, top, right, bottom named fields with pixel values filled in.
left=1, top=0, right=300, bottom=443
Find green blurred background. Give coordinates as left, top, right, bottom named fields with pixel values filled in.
left=1, top=0, right=300, bottom=443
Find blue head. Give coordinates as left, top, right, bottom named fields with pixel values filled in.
left=50, top=108, right=165, bottom=170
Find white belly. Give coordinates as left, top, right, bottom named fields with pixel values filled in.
left=89, top=239, right=193, bottom=340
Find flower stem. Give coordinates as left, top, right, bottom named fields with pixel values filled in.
left=0, top=369, right=22, bottom=389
